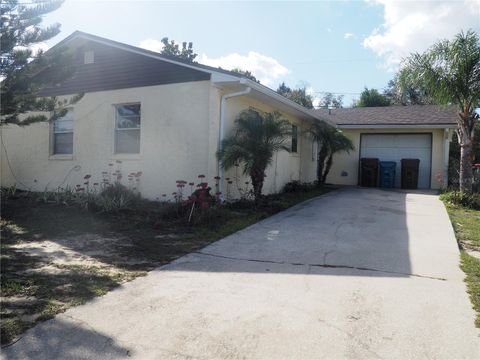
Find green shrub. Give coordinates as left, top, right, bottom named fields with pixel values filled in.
left=0, top=185, right=17, bottom=200
left=94, top=183, right=142, bottom=213
left=440, top=191, right=480, bottom=210
left=283, top=181, right=317, bottom=193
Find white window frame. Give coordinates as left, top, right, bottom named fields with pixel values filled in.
left=113, top=103, right=141, bottom=155
left=51, top=108, right=74, bottom=157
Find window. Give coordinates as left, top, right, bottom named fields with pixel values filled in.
left=115, top=104, right=141, bottom=154
left=291, top=125, right=298, bottom=153
left=53, top=109, right=74, bottom=155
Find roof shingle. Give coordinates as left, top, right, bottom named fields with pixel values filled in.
left=315, top=105, right=457, bottom=126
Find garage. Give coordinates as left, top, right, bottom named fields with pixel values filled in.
left=360, top=133, right=432, bottom=189
left=316, top=106, right=457, bottom=190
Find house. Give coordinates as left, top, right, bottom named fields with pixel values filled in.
left=315, top=106, right=458, bottom=189
left=0, top=31, right=323, bottom=200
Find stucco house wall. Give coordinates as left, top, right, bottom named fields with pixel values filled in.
left=1, top=80, right=317, bottom=200
left=325, top=128, right=447, bottom=189
left=1, top=81, right=212, bottom=199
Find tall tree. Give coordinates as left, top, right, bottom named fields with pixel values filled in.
left=399, top=30, right=480, bottom=192
left=309, top=122, right=354, bottom=185
left=384, top=75, right=433, bottom=105
left=231, top=68, right=260, bottom=83
left=318, top=92, right=344, bottom=109
left=160, top=37, right=197, bottom=62
left=276, top=82, right=314, bottom=109
left=448, top=121, right=480, bottom=187
left=0, top=0, right=78, bottom=126
left=0, top=0, right=82, bottom=125
left=217, top=109, right=291, bottom=203
left=356, top=87, right=391, bottom=107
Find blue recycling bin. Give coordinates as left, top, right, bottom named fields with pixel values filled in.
left=379, top=161, right=396, bottom=188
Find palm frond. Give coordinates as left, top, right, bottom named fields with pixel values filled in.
left=217, top=109, right=292, bottom=176
left=399, top=30, right=480, bottom=112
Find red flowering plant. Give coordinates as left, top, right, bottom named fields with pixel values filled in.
left=83, top=174, right=92, bottom=192
left=174, top=180, right=188, bottom=202
left=190, top=182, right=211, bottom=209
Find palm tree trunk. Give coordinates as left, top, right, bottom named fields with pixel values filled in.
left=458, top=108, right=475, bottom=193
left=250, top=168, right=265, bottom=204
left=459, top=136, right=474, bottom=193
left=322, top=154, right=333, bottom=184
left=317, top=143, right=328, bottom=185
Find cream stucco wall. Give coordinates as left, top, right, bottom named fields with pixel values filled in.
left=220, top=94, right=317, bottom=198
left=1, top=81, right=213, bottom=199
left=1, top=81, right=317, bottom=200
left=325, top=128, right=447, bottom=189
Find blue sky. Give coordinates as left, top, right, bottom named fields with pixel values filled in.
left=42, top=0, right=480, bottom=107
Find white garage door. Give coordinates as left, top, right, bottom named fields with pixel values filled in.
left=360, top=134, right=432, bottom=189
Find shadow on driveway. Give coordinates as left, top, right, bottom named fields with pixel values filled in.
left=2, top=318, right=131, bottom=360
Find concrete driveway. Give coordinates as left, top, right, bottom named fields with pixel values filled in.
left=3, top=188, right=479, bottom=359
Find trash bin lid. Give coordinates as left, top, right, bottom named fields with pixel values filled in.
left=401, top=158, right=420, bottom=164
left=379, top=161, right=397, bottom=168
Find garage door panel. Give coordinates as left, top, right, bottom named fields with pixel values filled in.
left=360, top=134, right=432, bottom=189
left=362, top=148, right=396, bottom=159
left=395, top=134, right=431, bottom=148
left=361, top=135, right=394, bottom=147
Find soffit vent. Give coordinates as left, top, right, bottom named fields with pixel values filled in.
left=84, top=50, right=94, bottom=64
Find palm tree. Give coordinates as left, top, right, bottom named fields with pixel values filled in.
left=310, top=122, right=354, bottom=185
left=399, top=30, right=480, bottom=192
left=217, top=109, right=291, bottom=202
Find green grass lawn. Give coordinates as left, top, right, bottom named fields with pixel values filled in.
left=447, top=205, right=480, bottom=249
left=1, top=185, right=333, bottom=345
left=444, top=204, right=480, bottom=327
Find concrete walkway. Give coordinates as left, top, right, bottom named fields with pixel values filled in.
left=3, top=188, right=479, bottom=359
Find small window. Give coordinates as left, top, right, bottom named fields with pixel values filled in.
left=53, top=109, right=74, bottom=155
left=84, top=50, right=94, bottom=64
left=291, top=125, right=298, bottom=153
left=114, top=104, right=141, bottom=154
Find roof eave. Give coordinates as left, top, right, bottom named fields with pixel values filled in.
left=218, top=79, right=334, bottom=126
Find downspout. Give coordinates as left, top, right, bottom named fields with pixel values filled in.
left=218, top=85, right=251, bottom=196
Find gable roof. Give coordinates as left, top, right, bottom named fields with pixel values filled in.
left=39, top=40, right=211, bottom=96
left=315, top=105, right=458, bottom=128
left=40, top=31, right=326, bottom=124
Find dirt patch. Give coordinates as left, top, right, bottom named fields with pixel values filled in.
left=0, top=197, right=196, bottom=345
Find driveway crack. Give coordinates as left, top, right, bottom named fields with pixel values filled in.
left=192, top=251, right=447, bottom=281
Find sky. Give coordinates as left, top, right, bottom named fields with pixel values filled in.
left=39, top=0, right=480, bottom=107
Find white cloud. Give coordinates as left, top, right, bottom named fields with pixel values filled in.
left=306, top=87, right=321, bottom=108
left=363, top=0, right=480, bottom=67
left=344, top=32, right=354, bottom=39
left=139, top=38, right=164, bottom=53
left=198, top=51, right=289, bottom=86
